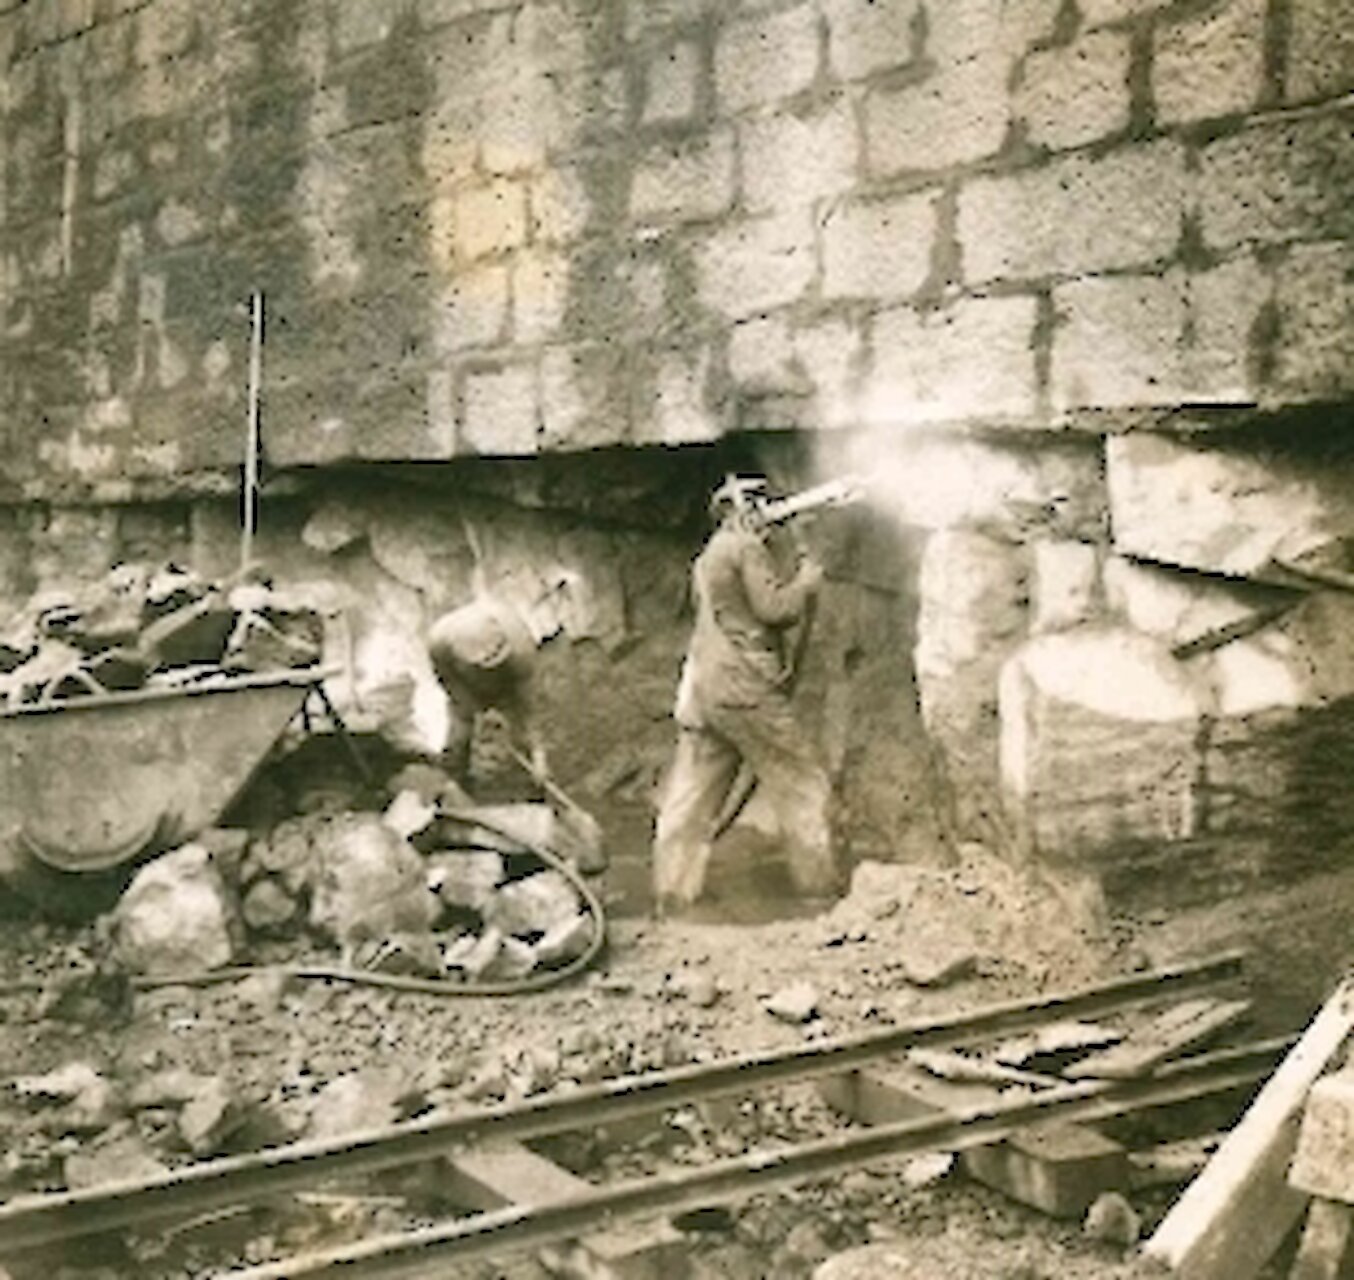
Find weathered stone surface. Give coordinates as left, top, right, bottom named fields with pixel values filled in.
left=695, top=213, right=816, bottom=321
left=1052, top=271, right=1189, bottom=411
left=1286, top=0, right=1354, bottom=101
left=866, top=295, right=1038, bottom=424
left=959, top=140, right=1187, bottom=285
left=114, top=844, right=236, bottom=976
left=1274, top=240, right=1354, bottom=400
left=309, top=814, right=439, bottom=951
left=715, top=5, right=820, bottom=114
left=485, top=869, right=581, bottom=937
left=642, top=38, right=699, bottom=124
left=1000, top=629, right=1206, bottom=858
left=741, top=100, right=858, bottom=217
left=427, top=850, right=506, bottom=912
left=1015, top=30, right=1132, bottom=150
left=866, top=56, right=1010, bottom=176
left=1031, top=542, right=1100, bottom=635
left=1105, top=433, right=1354, bottom=579
left=822, top=0, right=920, bottom=80
left=1290, top=1071, right=1354, bottom=1201
left=1103, top=556, right=1294, bottom=654
left=1084, top=1190, right=1142, bottom=1244
left=1079, top=0, right=1173, bottom=25
left=462, top=364, right=540, bottom=456
left=915, top=531, right=1029, bottom=838
left=629, top=130, right=735, bottom=225
left=821, top=190, right=937, bottom=301
left=1197, top=109, right=1354, bottom=254
left=1153, top=0, right=1266, bottom=125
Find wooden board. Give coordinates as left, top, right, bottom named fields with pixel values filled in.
left=1065, top=998, right=1250, bottom=1081
left=1144, top=981, right=1354, bottom=1280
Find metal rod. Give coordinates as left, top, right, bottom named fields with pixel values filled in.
left=234, top=1036, right=1289, bottom=1280
left=0, top=952, right=1246, bottom=1252
left=242, top=288, right=263, bottom=573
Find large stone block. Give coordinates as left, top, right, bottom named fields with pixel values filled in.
left=1000, top=628, right=1206, bottom=858
left=454, top=179, right=529, bottom=262
left=540, top=343, right=629, bottom=450
left=632, top=345, right=724, bottom=445
left=1105, top=432, right=1354, bottom=578
left=1187, top=252, right=1271, bottom=403
left=924, top=0, right=1002, bottom=63
left=715, top=5, right=820, bottom=114
left=1153, top=0, right=1266, bottom=125
left=512, top=249, right=569, bottom=345
left=432, top=265, right=510, bottom=353
left=1290, top=1073, right=1354, bottom=1202
left=1197, top=108, right=1354, bottom=253
left=865, top=294, right=1038, bottom=424
left=462, top=363, right=540, bottom=455
left=1103, top=556, right=1295, bottom=655
left=866, top=56, right=1010, bottom=175
left=629, top=129, right=735, bottom=225
left=642, top=37, right=700, bottom=125
left=740, top=99, right=858, bottom=216
left=1031, top=541, right=1100, bottom=634
left=1015, top=30, right=1132, bottom=151
left=915, top=529, right=1029, bottom=837
left=821, top=189, right=937, bottom=301
left=1286, top=0, right=1354, bottom=102
left=1051, top=270, right=1189, bottom=411
left=728, top=313, right=866, bottom=430
left=1273, top=240, right=1354, bottom=400
left=821, top=0, right=920, bottom=80
left=958, top=139, right=1187, bottom=285
left=694, top=212, right=816, bottom=321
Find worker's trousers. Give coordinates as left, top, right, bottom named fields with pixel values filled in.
left=652, top=694, right=835, bottom=909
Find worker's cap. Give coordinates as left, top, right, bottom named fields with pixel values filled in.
left=709, top=474, right=769, bottom=519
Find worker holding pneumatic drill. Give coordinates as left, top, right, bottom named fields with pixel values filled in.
left=653, top=473, right=861, bottom=914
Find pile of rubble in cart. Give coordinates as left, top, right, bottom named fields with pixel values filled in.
left=0, top=562, right=322, bottom=706
left=821, top=972, right=1354, bottom=1279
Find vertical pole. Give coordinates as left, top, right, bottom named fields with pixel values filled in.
left=242, top=288, right=264, bottom=574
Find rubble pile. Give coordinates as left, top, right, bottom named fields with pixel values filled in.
left=0, top=563, right=323, bottom=708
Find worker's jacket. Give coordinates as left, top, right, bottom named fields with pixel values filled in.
left=675, top=524, right=813, bottom=727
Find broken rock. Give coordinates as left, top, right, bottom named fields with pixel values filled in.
left=178, top=1076, right=240, bottom=1156
left=113, top=844, right=237, bottom=976
left=535, top=912, right=595, bottom=968
left=485, top=870, right=581, bottom=938
left=307, top=1068, right=408, bottom=1140
left=309, top=814, right=438, bottom=953
left=65, top=1127, right=168, bottom=1189
left=426, top=850, right=505, bottom=913
left=241, top=877, right=299, bottom=934
left=1083, top=1190, right=1142, bottom=1246
left=766, top=981, right=819, bottom=1024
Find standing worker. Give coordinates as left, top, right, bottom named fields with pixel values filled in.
left=653, top=475, right=837, bottom=913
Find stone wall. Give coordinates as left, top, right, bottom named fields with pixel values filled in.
left=2, top=0, right=1354, bottom=916
left=2, top=0, right=1351, bottom=495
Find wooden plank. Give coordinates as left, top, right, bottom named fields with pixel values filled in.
left=1066, top=998, right=1251, bottom=1081
left=1144, top=981, right=1354, bottom=1280
left=442, top=1142, right=689, bottom=1280
left=1290, top=1200, right=1354, bottom=1280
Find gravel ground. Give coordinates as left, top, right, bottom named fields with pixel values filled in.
left=0, top=846, right=1286, bottom=1279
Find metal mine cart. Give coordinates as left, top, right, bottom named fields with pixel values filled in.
left=0, top=667, right=332, bottom=910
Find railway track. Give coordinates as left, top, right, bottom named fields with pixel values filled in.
left=0, top=950, right=1266, bottom=1277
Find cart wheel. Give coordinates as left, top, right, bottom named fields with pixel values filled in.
left=0, top=838, right=131, bottom=922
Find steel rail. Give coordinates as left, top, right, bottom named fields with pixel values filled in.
left=233, top=1036, right=1289, bottom=1280
left=0, top=950, right=1245, bottom=1253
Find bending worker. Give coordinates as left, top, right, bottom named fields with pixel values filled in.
left=653, top=475, right=837, bottom=912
